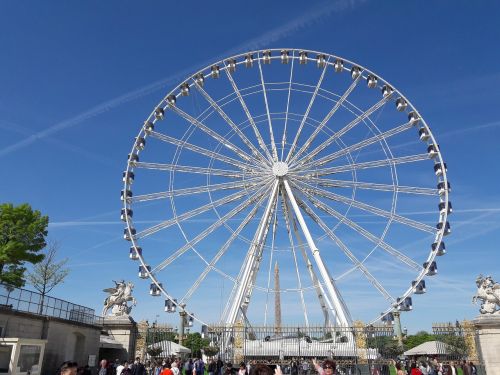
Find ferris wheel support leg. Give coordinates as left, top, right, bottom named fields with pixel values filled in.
left=282, top=179, right=352, bottom=327
left=224, top=180, right=280, bottom=326
left=282, top=194, right=332, bottom=329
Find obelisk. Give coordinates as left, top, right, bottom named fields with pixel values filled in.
left=274, top=261, right=282, bottom=335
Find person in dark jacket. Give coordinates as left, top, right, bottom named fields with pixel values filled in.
left=60, top=361, right=78, bottom=375
left=132, top=358, right=147, bottom=375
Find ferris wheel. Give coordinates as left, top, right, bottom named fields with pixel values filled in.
left=121, top=49, right=451, bottom=327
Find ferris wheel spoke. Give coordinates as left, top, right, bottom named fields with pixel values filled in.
left=280, top=193, right=310, bottom=326
left=257, top=56, right=278, bottom=162
left=295, top=153, right=430, bottom=177
left=281, top=51, right=295, bottom=161
left=134, top=161, right=260, bottom=178
left=282, top=194, right=332, bottom=316
left=168, top=104, right=257, bottom=164
left=285, top=56, right=330, bottom=163
left=180, top=189, right=269, bottom=306
left=131, top=178, right=267, bottom=203
left=149, top=130, right=261, bottom=172
left=281, top=194, right=331, bottom=326
left=293, top=195, right=396, bottom=303
left=288, top=72, right=364, bottom=165
left=293, top=184, right=422, bottom=271
left=295, top=179, right=436, bottom=233
left=303, top=120, right=415, bottom=170
left=152, top=182, right=271, bottom=273
left=224, top=180, right=279, bottom=325
left=282, top=179, right=350, bottom=326
left=192, top=80, right=270, bottom=165
left=301, top=176, right=438, bottom=196
left=291, top=94, right=393, bottom=169
left=135, top=185, right=271, bottom=239
left=263, top=199, right=279, bottom=326
left=243, top=195, right=279, bottom=316
left=224, top=64, right=274, bottom=162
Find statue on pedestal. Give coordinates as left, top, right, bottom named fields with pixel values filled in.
left=472, top=274, right=500, bottom=315
left=102, top=280, right=137, bottom=317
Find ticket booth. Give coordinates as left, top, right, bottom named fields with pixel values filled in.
left=0, top=338, right=46, bottom=375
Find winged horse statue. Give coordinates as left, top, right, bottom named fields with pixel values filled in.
left=472, top=274, right=500, bottom=315
left=102, top=280, right=137, bottom=316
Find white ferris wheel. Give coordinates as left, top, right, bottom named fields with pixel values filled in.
left=121, top=49, right=451, bottom=328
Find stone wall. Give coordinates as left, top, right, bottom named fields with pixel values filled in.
left=473, top=315, right=500, bottom=375
left=0, top=308, right=101, bottom=375
left=102, top=317, right=138, bottom=362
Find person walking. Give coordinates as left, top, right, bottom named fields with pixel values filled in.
left=132, top=358, right=147, bottom=375
left=171, top=362, right=180, bottom=375
left=99, top=360, right=109, bottom=375
left=238, top=363, right=246, bottom=375
left=410, top=362, right=422, bottom=375
left=216, top=359, right=224, bottom=375
left=461, top=361, right=470, bottom=375
left=60, top=361, right=79, bottom=375
left=468, top=363, right=476, bottom=375
left=208, top=360, right=216, bottom=375
left=122, top=362, right=133, bottom=375
left=184, top=360, right=193, bottom=375
left=195, top=359, right=205, bottom=375
left=117, top=362, right=126, bottom=375
left=312, top=359, right=335, bottom=375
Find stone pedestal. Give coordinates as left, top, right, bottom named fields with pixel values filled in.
left=472, top=315, right=500, bottom=375
left=101, top=316, right=138, bottom=361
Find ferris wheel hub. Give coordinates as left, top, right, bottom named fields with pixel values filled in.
left=272, top=161, right=289, bottom=177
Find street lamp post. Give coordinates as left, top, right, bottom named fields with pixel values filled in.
left=393, top=312, right=404, bottom=348
left=179, top=310, right=187, bottom=346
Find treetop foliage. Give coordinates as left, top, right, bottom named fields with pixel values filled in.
left=0, top=203, right=49, bottom=287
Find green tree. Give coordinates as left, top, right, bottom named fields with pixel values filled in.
left=0, top=203, right=48, bottom=287
left=184, top=332, right=209, bottom=358
left=404, top=331, right=435, bottom=350
left=367, top=335, right=403, bottom=358
left=26, top=241, right=69, bottom=313
left=147, top=346, right=164, bottom=359
left=203, top=345, right=219, bottom=357
left=436, top=334, right=468, bottom=357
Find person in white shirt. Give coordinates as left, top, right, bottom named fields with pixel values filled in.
left=116, top=361, right=126, bottom=375
left=238, top=363, right=246, bottom=375
left=171, top=362, right=180, bottom=375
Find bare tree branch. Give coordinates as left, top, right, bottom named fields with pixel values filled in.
left=26, top=241, right=70, bottom=297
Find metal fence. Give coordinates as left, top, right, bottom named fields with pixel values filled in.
left=0, top=284, right=103, bottom=326
left=206, top=324, right=395, bottom=369
left=144, top=325, right=177, bottom=359
left=143, top=322, right=487, bottom=375
left=432, top=322, right=484, bottom=373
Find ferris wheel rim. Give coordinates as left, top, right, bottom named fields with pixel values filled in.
left=122, top=48, right=450, bottom=326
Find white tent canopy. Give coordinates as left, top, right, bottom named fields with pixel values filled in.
left=147, top=340, right=191, bottom=357
left=244, top=338, right=379, bottom=359
left=403, top=341, right=453, bottom=356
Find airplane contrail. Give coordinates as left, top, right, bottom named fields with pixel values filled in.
left=0, top=0, right=365, bottom=158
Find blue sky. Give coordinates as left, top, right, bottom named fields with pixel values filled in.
left=1, top=1, right=500, bottom=333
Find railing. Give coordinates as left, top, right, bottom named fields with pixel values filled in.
left=205, top=324, right=395, bottom=368
left=144, top=325, right=177, bottom=359
left=432, top=322, right=483, bottom=365
left=0, top=284, right=104, bottom=326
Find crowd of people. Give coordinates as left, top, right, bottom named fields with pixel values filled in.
left=58, top=357, right=479, bottom=375
left=58, top=357, right=326, bottom=375
left=402, top=359, right=477, bottom=375
left=369, top=358, right=478, bottom=375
